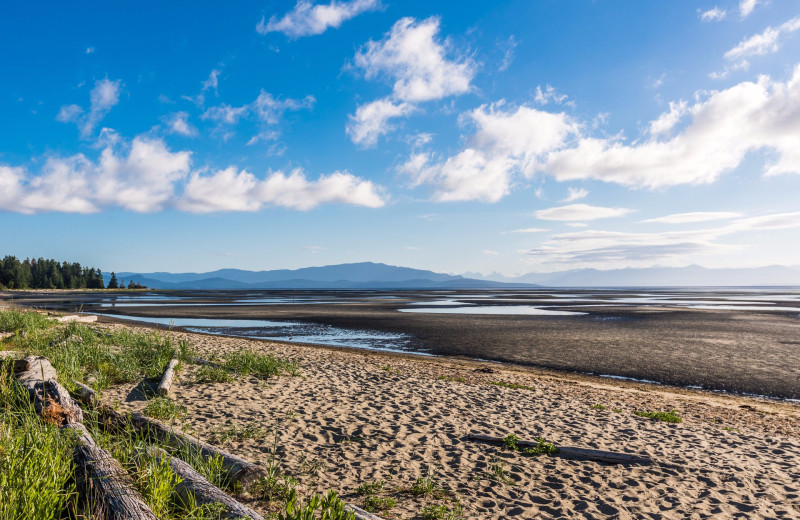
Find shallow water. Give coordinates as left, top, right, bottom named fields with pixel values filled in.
left=399, top=305, right=587, bottom=316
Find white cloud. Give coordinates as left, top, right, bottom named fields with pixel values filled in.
left=399, top=102, right=577, bottom=202
left=642, top=211, right=742, bottom=224
left=202, top=69, right=220, bottom=95
left=167, top=112, right=198, bottom=137
left=202, top=90, right=314, bottom=143
left=258, top=0, right=380, bottom=38
left=85, top=46, right=96, bottom=54
left=355, top=17, right=475, bottom=103
left=725, top=17, right=800, bottom=61
left=560, top=187, right=588, bottom=203
left=481, top=249, right=499, bottom=256
left=0, top=135, right=384, bottom=214
left=179, top=168, right=385, bottom=212
left=700, top=7, right=727, bottom=21
left=346, top=99, right=416, bottom=147
left=739, top=0, right=759, bottom=18
left=534, top=85, right=573, bottom=107
left=544, top=65, right=800, bottom=185
left=648, top=100, right=688, bottom=136
left=524, top=211, right=800, bottom=270
left=348, top=16, right=474, bottom=145
left=57, top=79, right=121, bottom=137
left=534, top=204, right=632, bottom=222
left=502, top=227, right=548, bottom=234
left=498, top=35, right=517, bottom=72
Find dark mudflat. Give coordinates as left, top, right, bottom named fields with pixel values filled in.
left=5, top=289, right=800, bottom=399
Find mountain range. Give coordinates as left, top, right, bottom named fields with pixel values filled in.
left=104, top=262, right=800, bottom=290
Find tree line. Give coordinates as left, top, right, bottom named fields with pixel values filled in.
left=0, top=255, right=105, bottom=290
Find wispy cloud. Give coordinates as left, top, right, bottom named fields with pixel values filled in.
left=739, top=0, right=760, bottom=19
left=257, top=0, right=380, bottom=38
left=642, top=211, right=742, bottom=224
left=56, top=78, right=121, bottom=137
left=534, top=204, right=632, bottom=222
left=560, top=187, right=588, bottom=203
left=699, top=7, right=727, bottom=22
left=165, top=112, right=198, bottom=137
left=346, top=99, right=416, bottom=147
left=502, top=227, right=548, bottom=234
left=725, top=16, right=800, bottom=61
left=481, top=249, right=499, bottom=256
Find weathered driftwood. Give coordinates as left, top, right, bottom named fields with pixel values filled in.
left=144, top=446, right=265, bottom=520
left=157, top=358, right=180, bottom=396
left=56, top=314, right=98, bottom=323
left=73, top=438, right=159, bottom=520
left=14, top=355, right=83, bottom=425
left=189, top=356, right=225, bottom=369
left=467, top=432, right=652, bottom=465
left=345, top=504, right=386, bottom=520
left=17, top=357, right=158, bottom=520
left=74, top=389, right=267, bottom=489
left=73, top=380, right=98, bottom=406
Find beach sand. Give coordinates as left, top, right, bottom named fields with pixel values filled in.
left=96, top=322, right=800, bottom=519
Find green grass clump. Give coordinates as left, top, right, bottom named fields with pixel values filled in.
left=488, top=380, right=534, bottom=391
left=193, top=365, right=234, bottom=384
left=0, top=371, right=76, bottom=519
left=364, top=495, right=396, bottom=513
left=143, top=397, right=187, bottom=421
left=501, top=433, right=559, bottom=456
left=592, top=404, right=607, bottom=410
left=356, top=479, right=386, bottom=496
left=223, top=350, right=299, bottom=379
left=437, top=375, right=466, bottom=383
left=279, top=489, right=356, bottom=520
left=634, top=409, right=682, bottom=423
left=421, top=502, right=464, bottom=520
left=0, top=309, right=52, bottom=334
left=411, top=469, right=449, bottom=499
left=209, top=421, right=267, bottom=445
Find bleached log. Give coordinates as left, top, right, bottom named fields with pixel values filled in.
left=157, top=358, right=180, bottom=396
left=15, top=355, right=83, bottom=425
left=73, top=437, right=159, bottom=519
left=144, top=446, right=265, bottom=520
left=56, top=314, right=98, bottom=323
left=467, top=432, right=652, bottom=465
left=73, top=380, right=98, bottom=406
left=78, top=395, right=266, bottom=488
left=346, top=504, right=387, bottom=520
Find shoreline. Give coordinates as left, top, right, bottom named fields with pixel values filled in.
left=3, top=304, right=800, bottom=518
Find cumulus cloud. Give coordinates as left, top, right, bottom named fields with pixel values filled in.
left=202, top=90, right=314, bottom=143
left=178, top=168, right=384, bottom=212
left=725, top=17, right=800, bottom=61
left=739, top=0, right=759, bottom=18
left=534, top=204, right=632, bottom=222
left=166, top=112, right=198, bottom=136
left=258, top=0, right=379, bottom=38
left=348, top=16, right=475, bottom=146
left=642, top=211, right=742, bottom=224
left=560, top=187, right=588, bottom=203
left=346, top=99, right=416, bottom=147
left=399, top=102, right=578, bottom=202
left=57, top=78, right=121, bottom=137
left=699, top=7, right=727, bottom=21
left=0, top=136, right=383, bottom=214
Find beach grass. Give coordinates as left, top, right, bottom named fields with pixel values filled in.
left=634, top=409, right=682, bottom=423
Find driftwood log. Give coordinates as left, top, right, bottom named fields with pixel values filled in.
left=144, top=446, right=265, bottom=520
left=467, top=432, right=652, bottom=465
left=56, top=314, right=98, bottom=323
left=157, top=358, right=180, bottom=396
left=73, top=387, right=267, bottom=488
left=345, top=504, right=386, bottom=520
left=73, top=380, right=98, bottom=406
left=14, top=355, right=83, bottom=425
left=16, top=357, right=157, bottom=519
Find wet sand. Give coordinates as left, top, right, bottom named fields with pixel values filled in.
left=6, top=289, right=800, bottom=399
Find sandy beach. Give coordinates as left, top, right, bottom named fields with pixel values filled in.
left=93, top=320, right=800, bottom=519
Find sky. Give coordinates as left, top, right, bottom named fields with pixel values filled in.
left=1, top=0, right=800, bottom=276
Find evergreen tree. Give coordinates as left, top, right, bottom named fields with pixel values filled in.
left=108, top=272, right=119, bottom=289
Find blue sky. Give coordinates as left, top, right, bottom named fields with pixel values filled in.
left=2, top=0, right=799, bottom=276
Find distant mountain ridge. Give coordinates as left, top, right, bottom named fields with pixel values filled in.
left=468, top=264, right=800, bottom=287
left=106, top=262, right=537, bottom=290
